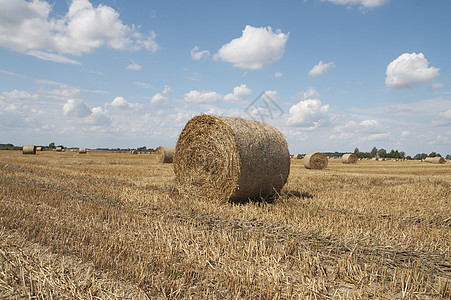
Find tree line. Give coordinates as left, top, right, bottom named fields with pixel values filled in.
left=354, top=147, right=449, bottom=160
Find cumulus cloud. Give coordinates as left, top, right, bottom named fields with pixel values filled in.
left=385, top=53, right=439, bottom=89
left=321, top=0, right=389, bottom=9
left=109, top=96, right=142, bottom=110
left=85, top=106, right=110, bottom=125
left=308, top=61, right=336, bottom=77
left=287, top=89, right=329, bottom=127
left=0, top=0, right=159, bottom=63
left=63, top=99, right=91, bottom=117
left=274, top=72, right=283, bottom=78
left=150, top=85, right=172, bottom=105
left=126, top=61, right=142, bottom=71
left=184, top=90, right=222, bottom=104
left=224, top=84, right=252, bottom=104
left=214, top=25, right=289, bottom=70
left=190, top=46, right=210, bottom=60
left=433, top=109, right=451, bottom=126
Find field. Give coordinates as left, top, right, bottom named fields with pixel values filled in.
left=0, top=150, right=450, bottom=299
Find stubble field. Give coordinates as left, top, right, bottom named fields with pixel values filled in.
left=0, top=150, right=450, bottom=299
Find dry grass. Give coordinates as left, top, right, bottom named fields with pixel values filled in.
left=0, top=150, right=450, bottom=299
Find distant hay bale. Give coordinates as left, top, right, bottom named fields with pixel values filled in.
left=173, top=115, right=290, bottom=203
left=55, top=146, right=62, bottom=152
left=130, top=150, right=138, bottom=155
left=292, top=153, right=304, bottom=159
left=303, top=152, right=328, bottom=169
left=22, top=145, right=36, bottom=155
left=425, top=157, right=446, bottom=164
left=78, top=148, right=87, bottom=154
left=342, top=153, right=358, bottom=164
left=36, top=147, right=42, bottom=151
left=156, top=146, right=175, bottom=163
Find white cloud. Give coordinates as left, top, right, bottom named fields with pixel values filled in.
left=308, top=61, right=336, bottom=77
left=287, top=88, right=330, bottom=127
left=431, top=82, right=444, bottom=89
left=184, top=90, right=222, bottom=104
left=214, top=25, right=289, bottom=70
left=109, top=96, right=142, bottom=111
left=63, top=99, right=91, bottom=117
left=0, top=0, right=159, bottom=63
left=85, top=106, right=110, bottom=125
left=433, top=110, right=451, bottom=126
left=126, top=62, right=142, bottom=71
left=150, top=93, right=166, bottom=105
left=190, top=46, right=210, bottom=60
left=162, top=85, right=172, bottom=94
left=224, top=84, right=252, bottom=104
left=274, top=72, right=283, bottom=78
left=385, top=53, right=439, bottom=89
left=321, top=0, right=389, bottom=9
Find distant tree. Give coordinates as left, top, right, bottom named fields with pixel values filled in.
left=370, top=147, right=377, bottom=158
left=377, top=149, right=387, bottom=158
left=406, top=156, right=412, bottom=160
left=400, top=151, right=406, bottom=159
left=354, top=147, right=359, bottom=154
left=49, top=142, right=55, bottom=149
left=414, top=153, right=428, bottom=160
left=137, top=146, right=147, bottom=152
left=446, top=154, right=451, bottom=160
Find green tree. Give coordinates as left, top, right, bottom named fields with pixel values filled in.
left=354, top=147, right=359, bottom=154
left=49, top=142, right=55, bottom=149
left=377, top=148, right=387, bottom=158
left=370, top=147, right=377, bottom=158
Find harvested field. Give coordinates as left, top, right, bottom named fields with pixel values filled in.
left=0, top=150, right=450, bottom=299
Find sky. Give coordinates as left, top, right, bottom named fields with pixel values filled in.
left=1, top=0, right=450, bottom=156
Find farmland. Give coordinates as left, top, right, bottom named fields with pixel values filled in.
left=0, top=150, right=450, bottom=299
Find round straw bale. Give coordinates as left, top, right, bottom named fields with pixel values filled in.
left=130, top=150, right=138, bottom=155
left=78, top=148, right=87, bottom=154
left=173, top=115, right=290, bottom=203
left=303, top=152, right=328, bottom=169
left=36, top=146, right=42, bottom=151
left=292, top=153, right=304, bottom=159
left=156, top=146, right=175, bottom=163
left=425, top=157, right=445, bottom=164
left=55, top=146, right=62, bottom=152
left=342, top=153, right=358, bottom=164
left=22, top=145, right=36, bottom=155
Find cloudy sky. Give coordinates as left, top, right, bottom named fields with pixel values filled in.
left=1, top=0, right=450, bottom=156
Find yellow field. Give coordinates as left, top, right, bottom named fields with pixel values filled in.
left=0, top=150, right=450, bottom=299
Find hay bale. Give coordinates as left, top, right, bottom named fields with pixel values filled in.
left=55, top=146, right=62, bottom=152
left=130, top=150, right=138, bottom=155
left=78, top=148, right=87, bottom=154
left=36, top=147, right=42, bottom=151
left=22, top=145, right=36, bottom=155
left=173, top=115, right=290, bottom=203
left=156, top=146, right=175, bottom=163
left=425, top=157, right=446, bottom=164
left=303, top=152, right=328, bottom=169
left=342, top=153, right=358, bottom=164
left=292, top=153, right=304, bottom=159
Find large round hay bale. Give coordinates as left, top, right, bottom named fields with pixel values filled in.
left=173, top=115, right=290, bottom=203
left=78, top=148, right=87, bottom=154
left=303, top=152, right=328, bottom=169
left=36, top=147, right=42, bottom=151
left=156, top=146, right=175, bottom=163
left=55, top=146, right=62, bottom=152
left=425, top=157, right=445, bottom=164
left=22, top=145, right=36, bottom=155
left=130, top=150, right=138, bottom=155
left=342, top=153, right=358, bottom=164
left=292, top=153, right=304, bottom=159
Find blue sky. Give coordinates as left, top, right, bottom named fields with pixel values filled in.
left=1, top=0, right=450, bottom=156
